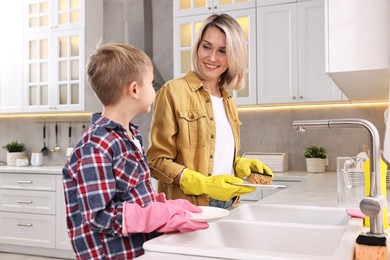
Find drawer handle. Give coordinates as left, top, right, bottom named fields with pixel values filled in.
left=17, top=200, right=33, bottom=204
left=17, top=180, right=33, bottom=184
left=16, top=223, right=33, bottom=227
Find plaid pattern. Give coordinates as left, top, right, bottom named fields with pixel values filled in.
left=62, top=113, right=159, bottom=259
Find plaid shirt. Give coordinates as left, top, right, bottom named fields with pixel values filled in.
left=62, top=113, right=159, bottom=259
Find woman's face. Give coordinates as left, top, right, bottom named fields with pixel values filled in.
left=197, top=26, right=228, bottom=84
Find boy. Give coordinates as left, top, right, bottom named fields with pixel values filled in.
left=62, top=43, right=208, bottom=260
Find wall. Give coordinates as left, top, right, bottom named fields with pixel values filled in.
left=0, top=0, right=388, bottom=172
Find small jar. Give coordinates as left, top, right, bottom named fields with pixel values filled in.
left=16, top=157, right=29, bottom=167
left=31, top=151, right=43, bottom=167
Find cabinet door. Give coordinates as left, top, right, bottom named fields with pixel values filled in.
left=24, top=0, right=84, bottom=33
left=257, top=3, right=298, bottom=104
left=173, top=14, right=209, bottom=78
left=230, top=9, right=257, bottom=105
left=56, top=175, right=72, bottom=250
left=54, top=29, right=85, bottom=112
left=0, top=1, right=23, bottom=113
left=173, top=0, right=255, bottom=17
left=257, top=0, right=297, bottom=7
left=24, top=33, right=52, bottom=112
left=24, top=29, right=84, bottom=112
left=297, top=0, right=342, bottom=102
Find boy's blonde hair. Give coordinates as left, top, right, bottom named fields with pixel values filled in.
left=86, top=43, right=153, bottom=106
left=192, top=13, right=248, bottom=91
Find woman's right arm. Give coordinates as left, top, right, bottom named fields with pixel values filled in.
left=146, top=85, right=186, bottom=184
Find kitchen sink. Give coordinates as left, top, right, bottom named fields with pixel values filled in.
left=144, top=218, right=361, bottom=259
left=225, top=204, right=351, bottom=225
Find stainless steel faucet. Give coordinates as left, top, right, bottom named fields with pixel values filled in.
left=292, top=118, right=386, bottom=236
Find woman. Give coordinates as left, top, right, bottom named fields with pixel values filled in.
left=147, top=13, right=273, bottom=209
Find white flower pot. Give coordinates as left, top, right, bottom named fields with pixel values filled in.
left=6, top=152, right=27, bottom=166
left=306, top=158, right=327, bottom=173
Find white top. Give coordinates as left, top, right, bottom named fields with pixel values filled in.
left=210, top=95, right=235, bottom=176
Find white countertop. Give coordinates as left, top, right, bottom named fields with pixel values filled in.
left=258, top=172, right=339, bottom=207
left=0, top=165, right=63, bottom=174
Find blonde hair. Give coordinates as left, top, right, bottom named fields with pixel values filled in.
left=192, top=13, right=248, bottom=91
left=86, top=43, right=152, bottom=106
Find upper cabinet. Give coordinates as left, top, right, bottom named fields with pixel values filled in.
left=325, top=0, right=390, bottom=102
left=173, top=0, right=346, bottom=106
left=173, top=1, right=257, bottom=105
left=22, top=0, right=103, bottom=113
left=257, top=0, right=343, bottom=104
left=173, top=0, right=256, bottom=17
left=0, top=1, right=24, bottom=113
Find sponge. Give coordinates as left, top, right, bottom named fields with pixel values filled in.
left=246, top=171, right=273, bottom=185
left=355, top=235, right=387, bottom=260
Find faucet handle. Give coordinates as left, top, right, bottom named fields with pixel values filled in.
left=360, top=196, right=383, bottom=217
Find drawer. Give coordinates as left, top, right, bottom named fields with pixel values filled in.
left=0, top=173, right=56, bottom=191
left=0, top=212, right=55, bottom=248
left=0, top=189, right=55, bottom=215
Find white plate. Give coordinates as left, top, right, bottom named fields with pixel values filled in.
left=232, top=182, right=287, bottom=189
left=187, top=206, right=230, bottom=223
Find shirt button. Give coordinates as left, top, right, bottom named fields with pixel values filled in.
left=210, top=117, right=214, bottom=121
left=190, top=114, right=195, bottom=119
left=206, top=99, right=210, bottom=103
left=208, top=173, right=212, bottom=176
left=210, top=154, right=214, bottom=159
left=211, top=134, right=215, bottom=139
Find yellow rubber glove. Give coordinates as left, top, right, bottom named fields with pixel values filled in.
left=180, top=169, right=256, bottom=201
left=235, top=157, right=274, bottom=179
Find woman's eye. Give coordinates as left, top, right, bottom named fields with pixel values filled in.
left=219, top=49, right=226, bottom=54
left=202, top=45, right=211, bottom=50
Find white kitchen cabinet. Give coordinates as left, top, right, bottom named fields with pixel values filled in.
left=0, top=170, right=74, bottom=258
left=257, top=0, right=343, bottom=104
left=0, top=1, right=23, bottom=113
left=173, top=0, right=256, bottom=18
left=23, top=0, right=103, bottom=113
left=173, top=6, right=257, bottom=105
left=0, top=173, right=56, bottom=248
left=325, top=0, right=389, bottom=102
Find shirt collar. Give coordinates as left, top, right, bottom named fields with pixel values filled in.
left=184, top=71, right=232, bottom=99
left=91, top=112, right=139, bottom=133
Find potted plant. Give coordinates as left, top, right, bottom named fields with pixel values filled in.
left=3, top=140, right=26, bottom=166
left=304, top=144, right=327, bottom=173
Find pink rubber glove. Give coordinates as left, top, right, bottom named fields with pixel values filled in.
left=122, top=201, right=208, bottom=235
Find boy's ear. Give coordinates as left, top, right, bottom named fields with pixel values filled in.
left=127, top=81, right=139, bottom=100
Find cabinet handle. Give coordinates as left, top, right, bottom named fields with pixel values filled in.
left=17, top=200, right=33, bottom=204
left=293, top=96, right=297, bottom=100
left=208, top=6, right=211, bottom=10
left=17, top=180, right=33, bottom=184
left=214, top=6, right=217, bottom=9
left=49, top=106, right=58, bottom=110
left=17, top=223, right=33, bottom=227
left=299, top=96, right=303, bottom=99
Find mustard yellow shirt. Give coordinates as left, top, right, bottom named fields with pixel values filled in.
left=146, top=71, right=242, bottom=206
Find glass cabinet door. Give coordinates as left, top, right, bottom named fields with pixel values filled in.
left=174, top=0, right=255, bottom=17
left=55, top=31, right=83, bottom=108
left=174, top=15, right=206, bottom=77
left=55, top=0, right=82, bottom=29
left=25, top=35, right=50, bottom=108
left=25, top=0, right=51, bottom=31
